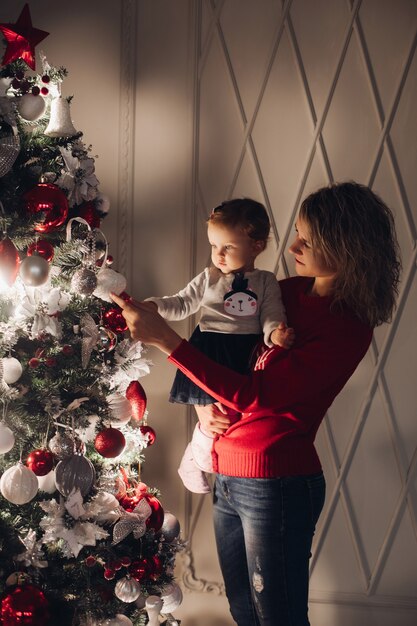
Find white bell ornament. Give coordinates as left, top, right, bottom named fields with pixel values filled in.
left=145, top=596, right=163, bottom=626
left=44, top=96, right=77, bottom=137
left=0, top=422, right=15, bottom=454
left=0, top=462, right=38, bottom=504
left=1, top=356, right=23, bottom=384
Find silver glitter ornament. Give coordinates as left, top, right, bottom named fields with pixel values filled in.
left=97, top=326, right=117, bottom=352
left=55, top=453, right=96, bottom=497
left=114, top=576, right=141, bottom=603
left=71, top=267, right=98, bottom=295
left=19, top=254, right=50, bottom=286
left=0, top=120, right=20, bottom=177
left=49, top=431, right=83, bottom=460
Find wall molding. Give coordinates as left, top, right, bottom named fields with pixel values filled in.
left=117, top=0, right=137, bottom=285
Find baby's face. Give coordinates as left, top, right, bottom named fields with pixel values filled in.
left=207, top=223, right=261, bottom=274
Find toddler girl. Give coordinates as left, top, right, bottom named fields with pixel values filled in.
left=144, top=198, right=294, bottom=492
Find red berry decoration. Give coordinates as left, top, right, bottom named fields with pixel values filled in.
left=139, top=424, right=156, bottom=446
left=0, top=583, right=50, bottom=626
left=28, top=358, right=40, bottom=368
left=27, top=239, right=54, bottom=262
left=103, top=568, right=115, bottom=581
left=26, top=448, right=54, bottom=476
left=45, top=357, right=57, bottom=368
left=40, top=86, right=49, bottom=95
left=120, top=556, right=131, bottom=568
left=24, top=183, right=69, bottom=233
left=126, top=380, right=147, bottom=421
left=85, top=556, right=96, bottom=568
left=11, top=78, right=20, bottom=89
left=41, top=75, right=50, bottom=83
left=94, top=427, right=126, bottom=458
left=103, top=307, right=128, bottom=334
left=31, top=86, right=40, bottom=96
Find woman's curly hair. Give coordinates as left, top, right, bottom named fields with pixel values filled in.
left=300, top=182, right=401, bottom=327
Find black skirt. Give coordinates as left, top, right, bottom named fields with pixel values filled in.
left=169, top=325, right=261, bottom=405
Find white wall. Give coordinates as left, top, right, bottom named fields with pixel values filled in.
left=4, top=1, right=417, bottom=624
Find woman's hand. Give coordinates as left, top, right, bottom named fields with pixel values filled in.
left=110, top=293, right=182, bottom=355
left=195, top=404, right=232, bottom=436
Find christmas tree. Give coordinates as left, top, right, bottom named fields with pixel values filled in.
left=0, top=5, right=183, bottom=626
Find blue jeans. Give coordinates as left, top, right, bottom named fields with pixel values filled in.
left=213, top=473, right=326, bottom=626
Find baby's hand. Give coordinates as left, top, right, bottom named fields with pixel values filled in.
left=271, top=321, right=295, bottom=349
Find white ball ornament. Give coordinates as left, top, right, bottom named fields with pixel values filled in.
left=160, top=512, right=181, bottom=542
left=17, top=93, right=46, bottom=121
left=107, top=392, right=131, bottom=425
left=2, top=357, right=23, bottom=384
left=0, top=462, right=38, bottom=504
left=160, top=582, right=183, bottom=613
left=37, top=469, right=57, bottom=493
left=93, top=268, right=127, bottom=302
left=114, top=576, right=141, bottom=603
left=19, top=254, right=50, bottom=286
left=0, top=422, right=15, bottom=453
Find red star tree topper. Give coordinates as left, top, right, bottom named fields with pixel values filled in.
left=0, top=3, right=49, bottom=70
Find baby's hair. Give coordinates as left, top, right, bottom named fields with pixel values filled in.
left=208, top=198, right=270, bottom=242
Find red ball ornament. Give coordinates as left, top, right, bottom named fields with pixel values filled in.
left=126, top=380, right=147, bottom=422
left=139, top=424, right=156, bottom=446
left=75, top=201, right=101, bottom=228
left=0, top=236, right=20, bottom=286
left=27, top=240, right=54, bottom=262
left=24, top=183, right=69, bottom=233
left=128, top=558, right=149, bottom=582
left=40, top=86, right=49, bottom=96
left=28, top=358, right=40, bottom=368
left=94, top=427, right=126, bottom=458
left=26, top=448, right=54, bottom=476
left=0, top=583, right=50, bottom=626
left=145, top=495, right=164, bottom=532
left=103, top=307, right=128, bottom=334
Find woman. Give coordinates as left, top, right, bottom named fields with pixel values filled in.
left=111, top=182, right=401, bottom=626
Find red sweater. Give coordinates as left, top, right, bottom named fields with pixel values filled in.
left=169, top=277, right=373, bottom=478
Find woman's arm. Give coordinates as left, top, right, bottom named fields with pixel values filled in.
left=111, top=293, right=371, bottom=424
left=111, top=294, right=183, bottom=355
